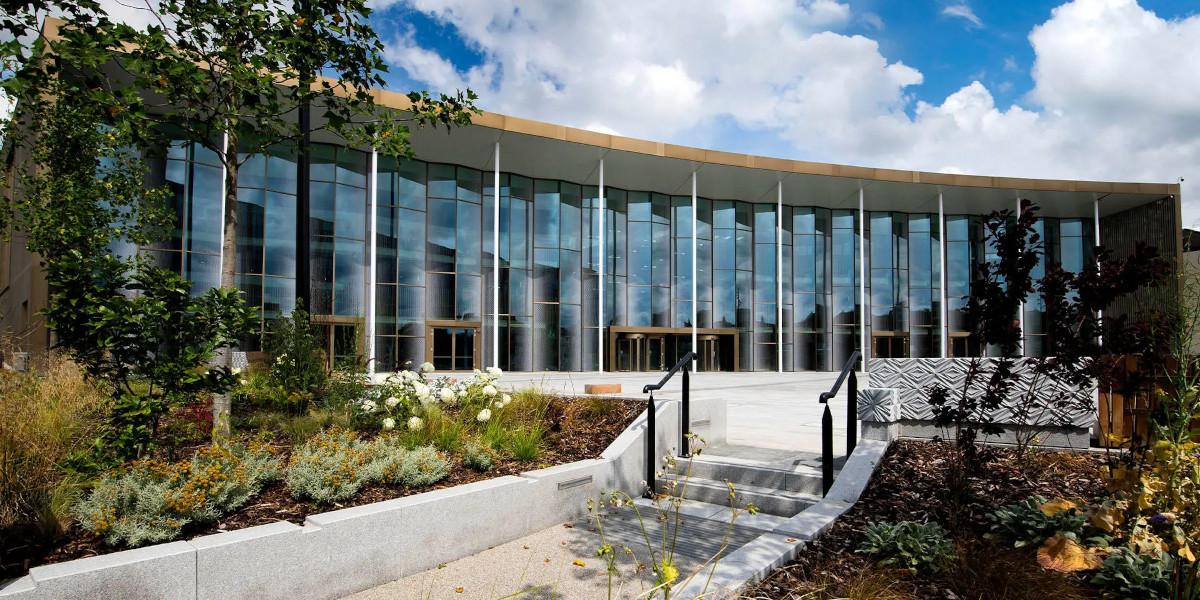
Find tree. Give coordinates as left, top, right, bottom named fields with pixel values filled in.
left=19, top=0, right=480, bottom=433
left=16, top=80, right=257, bottom=463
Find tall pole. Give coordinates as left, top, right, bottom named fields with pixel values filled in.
left=598, top=158, right=605, bottom=371
left=859, top=184, right=867, bottom=371
left=1095, top=197, right=1103, bottom=348
left=691, top=170, right=698, bottom=365
left=493, top=141, right=501, bottom=369
left=938, top=191, right=947, bottom=357
left=776, top=179, right=783, bottom=373
left=367, top=150, right=378, bottom=375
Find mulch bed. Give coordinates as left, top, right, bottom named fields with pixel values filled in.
left=741, top=440, right=1109, bottom=600
left=1, top=396, right=640, bottom=580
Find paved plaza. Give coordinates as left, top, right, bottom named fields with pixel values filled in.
left=501, top=370, right=857, bottom=454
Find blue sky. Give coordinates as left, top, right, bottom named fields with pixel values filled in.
left=366, top=0, right=1198, bottom=222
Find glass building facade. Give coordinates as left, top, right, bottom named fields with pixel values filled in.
left=146, top=141, right=1102, bottom=373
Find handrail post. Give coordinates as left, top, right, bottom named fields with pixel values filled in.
left=645, top=393, right=656, bottom=498
left=679, top=365, right=691, bottom=458
left=821, top=403, right=833, bottom=496
left=847, top=370, right=857, bottom=455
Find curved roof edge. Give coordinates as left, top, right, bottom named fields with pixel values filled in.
left=372, top=88, right=1179, bottom=197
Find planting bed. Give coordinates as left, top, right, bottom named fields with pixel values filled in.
left=741, top=440, right=1107, bottom=600
left=1, top=395, right=640, bottom=580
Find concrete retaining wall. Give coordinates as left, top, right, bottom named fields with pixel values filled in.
left=1, top=397, right=722, bottom=600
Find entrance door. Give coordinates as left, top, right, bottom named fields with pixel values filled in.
left=426, top=322, right=480, bottom=371
left=645, top=336, right=666, bottom=371
left=698, top=335, right=721, bottom=372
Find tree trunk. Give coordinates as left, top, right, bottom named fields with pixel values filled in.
left=213, top=130, right=240, bottom=438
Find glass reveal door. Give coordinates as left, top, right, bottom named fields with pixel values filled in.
left=426, top=321, right=480, bottom=371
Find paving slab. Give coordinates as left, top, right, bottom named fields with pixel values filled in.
left=342, top=499, right=763, bottom=600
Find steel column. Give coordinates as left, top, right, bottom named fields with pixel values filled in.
left=493, top=141, right=500, bottom=368
left=599, top=158, right=605, bottom=371
left=367, top=149, right=378, bottom=375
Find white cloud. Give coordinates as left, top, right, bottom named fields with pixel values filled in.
left=383, top=0, right=1197, bottom=225
left=942, top=3, right=983, bottom=28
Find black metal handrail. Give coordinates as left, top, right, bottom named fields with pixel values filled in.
left=643, top=351, right=697, bottom=497
left=819, top=350, right=860, bottom=496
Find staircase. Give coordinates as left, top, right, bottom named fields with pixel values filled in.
left=656, top=444, right=837, bottom=518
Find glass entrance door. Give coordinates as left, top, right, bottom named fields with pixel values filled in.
left=426, top=322, right=480, bottom=371
left=698, top=335, right=721, bottom=372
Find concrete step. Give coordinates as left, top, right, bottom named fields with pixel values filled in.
left=681, top=454, right=829, bottom=496
left=656, top=475, right=821, bottom=518
left=630, top=497, right=791, bottom=533
left=584, top=500, right=765, bottom=563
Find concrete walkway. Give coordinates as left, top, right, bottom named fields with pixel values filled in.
left=502, top=371, right=857, bottom=455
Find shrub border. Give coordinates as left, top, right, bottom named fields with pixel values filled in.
left=0, top=396, right=724, bottom=600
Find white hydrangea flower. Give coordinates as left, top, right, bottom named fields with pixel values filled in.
left=407, top=416, right=424, bottom=431
left=483, top=385, right=497, bottom=397
left=486, top=366, right=503, bottom=377
left=494, top=400, right=504, bottom=408
left=385, top=396, right=401, bottom=408
left=420, top=362, right=435, bottom=373
left=231, top=367, right=242, bottom=375
left=414, top=383, right=431, bottom=401
left=476, top=408, right=492, bottom=423
left=502, top=393, right=512, bottom=406
left=439, top=387, right=456, bottom=403
left=360, top=399, right=377, bottom=412
left=381, top=417, right=395, bottom=430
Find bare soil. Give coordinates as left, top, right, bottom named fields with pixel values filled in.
left=741, top=440, right=1108, bottom=600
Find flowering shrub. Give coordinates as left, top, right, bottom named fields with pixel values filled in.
left=355, top=365, right=512, bottom=432
left=73, top=441, right=280, bottom=547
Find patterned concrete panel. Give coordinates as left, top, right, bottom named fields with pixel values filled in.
left=856, top=388, right=898, bottom=423
left=866, top=358, right=1095, bottom=428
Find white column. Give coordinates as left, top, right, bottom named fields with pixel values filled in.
left=598, top=158, right=606, bottom=372
left=367, top=149, right=379, bottom=376
left=1095, top=196, right=1102, bottom=347
left=859, top=184, right=867, bottom=370
left=776, top=180, right=783, bottom=373
left=492, top=141, right=501, bottom=369
left=938, top=191, right=948, bottom=358
left=691, top=170, right=698, bottom=365
left=1016, top=196, right=1025, bottom=356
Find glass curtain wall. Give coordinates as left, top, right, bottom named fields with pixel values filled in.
left=830, top=210, right=860, bottom=367
left=792, top=208, right=830, bottom=371
left=158, top=141, right=224, bottom=295
left=945, top=215, right=980, bottom=357
left=374, top=158, right=426, bottom=371
left=712, top=201, right=753, bottom=370
left=583, top=186, right=601, bottom=370
left=753, top=204, right=777, bottom=370
left=696, top=198, right=713, bottom=329
left=908, top=214, right=940, bottom=358
left=157, top=140, right=298, bottom=351
left=1023, top=217, right=1093, bottom=356
left=780, top=206, right=793, bottom=370
left=672, top=196, right=694, bottom=329
left=868, top=212, right=908, bottom=358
